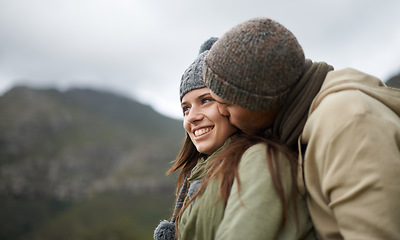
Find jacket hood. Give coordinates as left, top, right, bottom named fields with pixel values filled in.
left=309, top=68, right=400, bottom=117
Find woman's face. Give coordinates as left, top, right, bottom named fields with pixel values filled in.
left=182, top=87, right=237, bottom=155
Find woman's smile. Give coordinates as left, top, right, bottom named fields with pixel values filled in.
left=193, top=126, right=213, bottom=138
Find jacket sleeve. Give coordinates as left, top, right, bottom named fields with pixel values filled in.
left=215, top=144, right=289, bottom=239
left=304, top=90, right=400, bottom=239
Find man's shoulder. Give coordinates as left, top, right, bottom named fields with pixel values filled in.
left=310, top=67, right=388, bottom=121
left=310, top=89, right=370, bottom=124
left=303, top=88, right=377, bottom=142
left=324, top=68, right=382, bottom=87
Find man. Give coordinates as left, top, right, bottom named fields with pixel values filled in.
left=203, top=17, right=400, bottom=239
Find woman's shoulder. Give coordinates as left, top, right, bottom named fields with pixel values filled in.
left=240, top=142, right=291, bottom=170
left=241, top=142, right=284, bottom=160
left=242, top=141, right=265, bottom=154
left=240, top=143, right=269, bottom=167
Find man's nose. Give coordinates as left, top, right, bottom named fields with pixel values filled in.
left=217, top=103, right=230, bottom=117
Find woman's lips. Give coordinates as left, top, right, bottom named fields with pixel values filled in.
left=194, top=126, right=213, bottom=137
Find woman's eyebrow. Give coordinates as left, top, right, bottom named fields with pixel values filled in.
left=181, top=92, right=212, bottom=106
left=196, top=93, right=211, bottom=100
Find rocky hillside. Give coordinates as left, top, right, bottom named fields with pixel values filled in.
left=386, top=72, right=400, bottom=88
left=0, top=86, right=184, bottom=200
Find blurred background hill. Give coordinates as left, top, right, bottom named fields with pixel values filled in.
left=0, top=72, right=398, bottom=240
left=0, top=86, right=184, bottom=240
left=386, top=72, right=400, bottom=88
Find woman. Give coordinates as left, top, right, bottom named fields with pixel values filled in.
left=154, top=38, right=316, bottom=240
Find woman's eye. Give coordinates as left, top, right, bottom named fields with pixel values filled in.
left=182, top=106, right=190, bottom=116
left=202, top=97, right=214, bottom=104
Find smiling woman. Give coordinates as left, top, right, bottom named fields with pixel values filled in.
left=181, top=88, right=237, bottom=155
left=153, top=38, right=316, bottom=240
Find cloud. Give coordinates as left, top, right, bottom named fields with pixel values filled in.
left=0, top=0, right=399, bottom=119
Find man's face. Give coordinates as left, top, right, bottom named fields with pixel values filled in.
left=209, top=91, right=279, bottom=134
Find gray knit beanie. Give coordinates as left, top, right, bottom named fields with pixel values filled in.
left=204, top=18, right=305, bottom=111
left=180, top=37, right=218, bottom=101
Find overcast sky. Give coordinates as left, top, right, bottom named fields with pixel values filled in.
left=1, top=0, right=400, bottom=119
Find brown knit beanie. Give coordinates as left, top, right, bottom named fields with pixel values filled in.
left=204, top=18, right=305, bottom=111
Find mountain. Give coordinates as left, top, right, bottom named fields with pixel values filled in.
left=0, top=86, right=186, bottom=239
left=0, top=86, right=185, bottom=200
left=386, top=72, right=400, bottom=88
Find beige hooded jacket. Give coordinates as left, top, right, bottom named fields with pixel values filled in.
left=300, top=68, right=400, bottom=239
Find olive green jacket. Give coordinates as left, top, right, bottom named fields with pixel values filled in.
left=178, top=142, right=316, bottom=240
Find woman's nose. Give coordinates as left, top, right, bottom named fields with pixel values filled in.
left=186, top=107, right=203, bottom=123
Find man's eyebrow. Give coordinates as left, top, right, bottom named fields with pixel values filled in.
left=214, top=99, right=228, bottom=105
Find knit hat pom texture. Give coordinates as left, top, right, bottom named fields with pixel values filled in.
left=153, top=220, right=175, bottom=240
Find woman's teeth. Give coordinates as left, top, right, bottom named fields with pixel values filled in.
left=194, top=127, right=211, bottom=137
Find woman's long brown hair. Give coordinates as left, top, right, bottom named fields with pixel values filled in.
left=167, top=131, right=299, bottom=236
